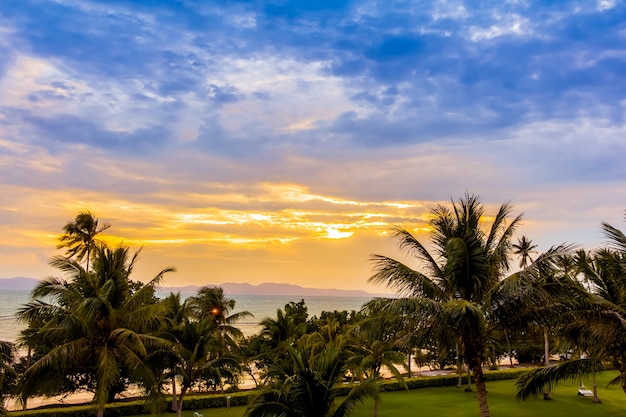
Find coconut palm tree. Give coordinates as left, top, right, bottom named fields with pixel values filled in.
left=57, top=212, right=110, bottom=272
left=186, top=286, right=252, bottom=388
left=188, top=286, right=252, bottom=336
left=512, top=236, right=538, bottom=269
left=490, top=246, right=586, bottom=400
left=149, top=292, right=193, bottom=412
left=515, top=211, right=626, bottom=402
left=0, top=340, right=16, bottom=413
left=17, top=243, right=174, bottom=417
left=368, top=193, right=523, bottom=417
left=252, top=306, right=309, bottom=370
left=350, top=312, right=407, bottom=417
left=160, top=314, right=236, bottom=417
left=245, top=338, right=380, bottom=417
left=512, top=235, right=555, bottom=384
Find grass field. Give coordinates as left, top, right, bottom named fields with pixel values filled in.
left=132, top=371, right=625, bottom=417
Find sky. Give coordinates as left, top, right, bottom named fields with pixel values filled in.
left=1, top=0, right=625, bottom=294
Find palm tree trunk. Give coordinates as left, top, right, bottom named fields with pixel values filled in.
left=543, top=329, right=552, bottom=400
left=471, top=358, right=489, bottom=417
left=456, top=341, right=463, bottom=388
left=171, top=375, right=178, bottom=411
left=176, top=388, right=185, bottom=417
left=247, top=365, right=259, bottom=387
left=373, top=397, right=379, bottom=417
left=176, top=386, right=188, bottom=417
left=465, top=363, right=472, bottom=392
left=407, top=351, right=412, bottom=377
left=505, top=332, right=514, bottom=367
left=20, top=393, right=28, bottom=411
left=592, top=367, right=601, bottom=403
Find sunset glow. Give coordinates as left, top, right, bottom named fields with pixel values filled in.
left=1, top=1, right=625, bottom=293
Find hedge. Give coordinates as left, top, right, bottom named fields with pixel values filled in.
left=359, top=368, right=532, bottom=393
left=10, top=391, right=255, bottom=417
left=9, top=368, right=532, bottom=417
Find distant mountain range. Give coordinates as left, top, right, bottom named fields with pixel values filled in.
left=0, top=277, right=390, bottom=298
left=0, top=277, right=39, bottom=290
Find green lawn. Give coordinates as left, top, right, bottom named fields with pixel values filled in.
left=136, top=372, right=625, bottom=417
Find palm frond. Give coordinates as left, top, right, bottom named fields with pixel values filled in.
left=20, top=338, right=90, bottom=396
left=369, top=255, right=445, bottom=299
left=332, top=375, right=381, bottom=417
left=245, top=395, right=291, bottom=417
left=515, top=358, right=603, bottom=400
left=94, top=345, right=121, bottom=411
left=602, top=221, right=626, bottom=253
left=441, top=299, right=486, bottom=344
left=391, top=227, right=444, bottom=277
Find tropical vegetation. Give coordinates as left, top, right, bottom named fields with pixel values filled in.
left=0, top=201, right=624, bottom=417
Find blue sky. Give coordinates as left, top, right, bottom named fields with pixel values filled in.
left=1, top=0, right=625, bottom=292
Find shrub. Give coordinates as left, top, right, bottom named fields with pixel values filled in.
left=9, top=368, right=530, bottom=416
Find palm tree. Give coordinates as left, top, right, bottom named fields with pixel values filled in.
left=253, top=307, right=308, bottom=369
left=0, top=340, right=16, bottom=413
left=369, top=193, right=523, bottom=417
left=160, top=315, right=236, bottom=417
left=512, top=236, right=538, bottom=269
left=188, top=286, right=252, bottom=336
left=514, top=236, right=556, bottom=384
left=17, top=244, right=174, bottom=417
left=515, top=210, right=626, bottom=402
left=151, top=292, right=192, bottom=412
left=187, top=286, right=252, bottom=388
left=350, top=312, right=407, bottom=417
left=57, top=212, right=110, bottom=272
left=490, top=246, right=585, bottom=400
left=245, top=338, right=380, bottom=417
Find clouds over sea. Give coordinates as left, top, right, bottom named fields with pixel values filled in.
left=1, top=1, right=625, bottom=291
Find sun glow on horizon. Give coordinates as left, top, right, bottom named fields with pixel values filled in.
left=324, top=227, right=354, bottom=239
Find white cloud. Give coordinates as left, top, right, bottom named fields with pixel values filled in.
left=598, top=0, right=616, bottom=11
left=469, top=14, right=533, bottom=41
left=209, top=56, right=369, bottom=136
left=432, top=0, right=470, bottom=21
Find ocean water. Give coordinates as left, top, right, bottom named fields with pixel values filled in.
left=0, top=289, right=373, bottom=343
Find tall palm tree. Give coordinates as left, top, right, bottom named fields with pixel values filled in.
left=496, top=236, right=548, bottom=370
left=151, top=292, right=193, bottom=412
left=490, top=246, right=585, bottom=400
left=512, top=236, right=538, bottom=269
left=516, top=210, right=626, bottom=402
left=188, top=286, right=252, bottom=336
left=159, top=315, right=236, bottom=417
left=17, top=244, right=174, bottom=417
left=369, top=193, right=523, bottom=417
left=514, top=236, right=562, bottom=385
left=187, top=286, right=252, bottom=388
left=245, top=338, right=380, bottom=417
left=57, top=212, right=110, bottom=272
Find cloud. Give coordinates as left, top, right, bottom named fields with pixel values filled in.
left=1, top=0, right=626, bottom=290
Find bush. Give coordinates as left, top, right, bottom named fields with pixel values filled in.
left=379, top=368, right=532, bottom=393
left=9, top=391, right=255, bottom=417
left=10, top=401, right=147, bottom=417
left=8, top=368, right=531, bottom=417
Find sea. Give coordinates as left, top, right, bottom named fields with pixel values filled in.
left=0, top=289, right=373, bottom=343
